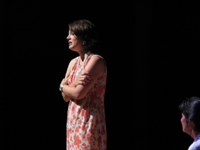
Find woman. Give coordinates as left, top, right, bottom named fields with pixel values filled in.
left=179, top=97, right=200, bottom=150
left=59, top=20, right=107, bottom=150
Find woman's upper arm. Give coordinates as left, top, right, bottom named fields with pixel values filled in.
left=65, top=58, right=76, bottom=78
left=74, top=56, right=105, bottom=99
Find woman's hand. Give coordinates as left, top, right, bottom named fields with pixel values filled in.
left=60, top=72, right=91, bottom=88
left=74, top=72, right=91, bottom=86
left=60, top=73, right=91, bottom=102
left=60, top=77, right=69, bottom=86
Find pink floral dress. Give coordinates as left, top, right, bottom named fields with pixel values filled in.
left=66, top=53, right=107, bottom=150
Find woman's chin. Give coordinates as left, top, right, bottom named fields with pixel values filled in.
left=69, top=48, right=78, bottom=53
left=69, top=46, right=75, bottom=51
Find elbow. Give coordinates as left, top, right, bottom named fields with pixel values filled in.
left=64, top=97, right=70, bottom=102
left=62, top=93, right=70, bottom=102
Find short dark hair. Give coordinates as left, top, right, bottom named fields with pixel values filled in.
left=68, top=19, right=99, bottom=53
left=179, top=96, right=200, bottom=133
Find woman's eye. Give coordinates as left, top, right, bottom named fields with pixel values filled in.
left=70, top=31, right=75, bottom=35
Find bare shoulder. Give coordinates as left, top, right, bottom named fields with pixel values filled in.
left=86, top=55, right=106, bottom=76
left=67, top=57, right=77, bottom=71
left=89, top=55, right=106, bottom=68
left=65, top=57, right=77, bottom=78
left=70, top=57, right=77, bottom=65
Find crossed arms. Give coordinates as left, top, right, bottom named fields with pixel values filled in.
left=60, top=56, right=105, bottom=102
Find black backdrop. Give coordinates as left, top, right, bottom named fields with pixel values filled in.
left=135, top=1, right=199, bottom=149
left=2, top=1, right=200, bottom=150
left=2, top=1, right=133, bottom=150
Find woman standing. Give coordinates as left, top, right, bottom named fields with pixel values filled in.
left=179, top=97, right=200, bottom=150
left=59, top=20, right=107, bottom=150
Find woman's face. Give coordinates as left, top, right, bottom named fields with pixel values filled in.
left=66, top=30, right=83, bottom=52
left=180, top=113, right=192, bottom=135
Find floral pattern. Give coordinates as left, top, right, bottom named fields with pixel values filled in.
left=66, top=54, right=107, bottom=150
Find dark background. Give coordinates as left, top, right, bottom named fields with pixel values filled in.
left=2, top=1, right=200, bottom=150
left=137, top=1, right=200, bottom=149
left=2, top=1, right=133, bottom=150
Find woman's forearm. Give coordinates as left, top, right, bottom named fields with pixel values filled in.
left=61, top=80, right=77, bottom=102
left=62, top=83, right=80, bottom=100
left=61, top=72, right=91, bottom=101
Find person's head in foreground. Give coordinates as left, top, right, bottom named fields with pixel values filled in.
left=67, top=19, right=98, bottom=55
left=179, top=96, right=200, bottom=150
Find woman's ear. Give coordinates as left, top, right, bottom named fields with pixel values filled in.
left=188, top=119, right=195, bottom=128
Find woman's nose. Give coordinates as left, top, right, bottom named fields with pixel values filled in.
left=66, top=35, right=70, bottom=40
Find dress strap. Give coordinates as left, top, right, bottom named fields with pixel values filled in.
left=71, top=56, right=79, bottom=72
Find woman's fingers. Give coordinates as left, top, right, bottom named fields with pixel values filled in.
left=82, top=73, right=91, bottom=78
left=83, top=75, right=91, bottom=82
left=77, top=73, right=91, bottom=85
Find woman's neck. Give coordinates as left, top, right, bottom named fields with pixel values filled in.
left=191, top=129, right=198, bottom=140
left=78, top=50, right=86, bottom=65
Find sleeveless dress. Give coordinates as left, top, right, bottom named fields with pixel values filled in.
left=66, top=53, right=107, bottom=150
